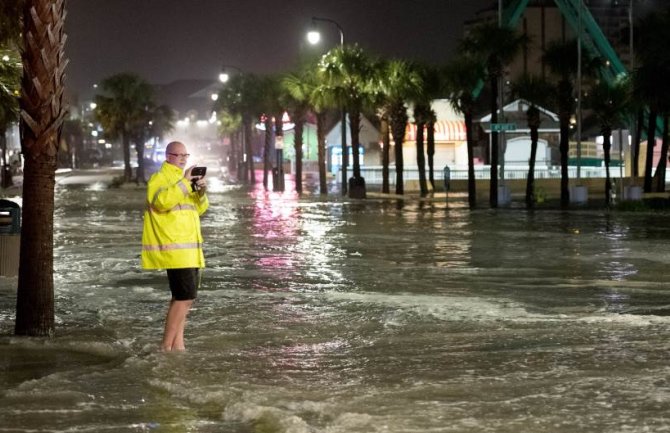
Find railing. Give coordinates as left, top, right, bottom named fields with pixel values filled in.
left=351, top=165, right=628, bottom=185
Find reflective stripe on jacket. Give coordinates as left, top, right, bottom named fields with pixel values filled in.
left=141, top=161, right=209, bottom=269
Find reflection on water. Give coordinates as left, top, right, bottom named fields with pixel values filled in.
left=2, top=183, right=670, bottom=432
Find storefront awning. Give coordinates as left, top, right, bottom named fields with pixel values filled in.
left=405, top=120, right=467, bottom=142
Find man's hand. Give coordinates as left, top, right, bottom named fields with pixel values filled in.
left=185, top=165, right=207, bottom=195
left=193, top=177, right=207, bottom=195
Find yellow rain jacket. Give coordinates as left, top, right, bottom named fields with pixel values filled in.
left=141, top=161, right=209, bottom=269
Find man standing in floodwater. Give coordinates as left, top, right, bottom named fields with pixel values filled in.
left=141, top=141, right=208, bottom=351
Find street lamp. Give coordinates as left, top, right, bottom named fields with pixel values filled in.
left=307, top=28, right=321, bottom=45
left=307, top=17, right=344, bottom=47
left=306, top=16, right=348, bottom=195
left=218, top=65, right=243, bottom=83
left=216, top=64, right=248, bottom=182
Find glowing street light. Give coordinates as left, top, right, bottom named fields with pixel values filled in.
left=218, top=65, right=242, bottom=83
left=306, top=29, right=320, bottom=45
left=306, top=16, right=344, bottom=47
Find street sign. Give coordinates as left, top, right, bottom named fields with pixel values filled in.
left=490, top=123, right=517, bottom=132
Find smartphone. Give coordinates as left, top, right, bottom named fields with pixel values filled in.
left=191, top=166, right=207, bottom=177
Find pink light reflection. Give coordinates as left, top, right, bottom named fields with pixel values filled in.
left=250, top=173, right=301, bottom=280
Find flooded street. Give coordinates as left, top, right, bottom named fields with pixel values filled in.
left=2, top=179, right=670, bottom=432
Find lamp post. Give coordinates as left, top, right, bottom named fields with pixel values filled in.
left=216, top=64, right=248, bottom=182
left=218, top=64, right=242, bottom=84
left=307, top=16, right=348, bottom=195
left=577, top=0, right=583, bottom=181
left=629, top=0, right=635, bottom=184
left=275, top=128, right=285, bottom=192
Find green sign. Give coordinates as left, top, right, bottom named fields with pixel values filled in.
left=490, top=123, right=517, bottom=132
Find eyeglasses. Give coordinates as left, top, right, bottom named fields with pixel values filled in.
left=168, top=153, right=190, bottom=158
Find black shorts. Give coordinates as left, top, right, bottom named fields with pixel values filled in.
left=166, top=268, right=200, bottom=301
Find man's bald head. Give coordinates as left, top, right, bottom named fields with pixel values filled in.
left=166, top=141, right=185, bottom=154
left=165, top=141, right=189, bottom=169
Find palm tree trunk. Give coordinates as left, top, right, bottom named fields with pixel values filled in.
left=244, top=117, right=255, bottom=184
left=381, top=116, right=390, bottom=194
left=16, top=157, right=56, bottom=336
left=350, top=111, right=361, bottom=179
left=603, top=131, right=612, bottom=205
left=274, top=112, right=285, bottom=192
left=391, top=104, right=407, bottom=196
left=465, top=110, right=476, bottom=209
left=0, top=129, right=11, bottom=188
left=427, top=120, right=435, bottom=191
left=415, top=121, right=428, bottom=196
left=15, top=0, right=67, bottom=336
left=633, top=109, right=644, bottom=178
left=316, top=112, right=327, bottom=195
left=229, top=131, right=238, bottom=177
left=123, top=133, right=132, bottom=182
left=559, top=119, right=570, bottom=208
left=653, top=115, right=669, bottom=193
left=489, top=74, right=499, bottom=208
left=558, top=80, right=572, bottom=208
left=135, top=138, right=145, bottom=183
left=263, top=117, right=272, bottom=190
left=526, top=125, right=539, bottom=208
left=643, top=109, right=657, bottom=193
left=294, top=119, right=304, bottom=194
left=340, top=109, right=348, bottom=196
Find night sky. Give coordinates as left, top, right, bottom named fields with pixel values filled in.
left=64, top=0, right=494, bottom=100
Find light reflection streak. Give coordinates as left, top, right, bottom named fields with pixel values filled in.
left=248, top=180, right=342, bottom=289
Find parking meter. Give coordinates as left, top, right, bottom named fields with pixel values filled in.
left=443, top=165, right=451, bottom=191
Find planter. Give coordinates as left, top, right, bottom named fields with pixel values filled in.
left=498, top=185, right=511, bottom=206
left=348, top=176, right=367, bottom=199
left=570, top=185, right=588, bottom=204
left=623, top=185, right=643, bottom=201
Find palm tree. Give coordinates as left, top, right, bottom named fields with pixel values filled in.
left=632, top=63, right=663, bottom=193
left=257, top=75, right=282, bottom=190
left=413, top=102, right=431, bottom=196
left=216, top=109, right=242, bottom=176
left=94, top=73, right=155, bottom=182
left=15, top=0, right=68, bottom=336
left=415, top=64, right=441, bottom=192
left=542, top=39, right=584, bottom=208
left=62, top=118, right=85, bottom=169
left=373, top=59, right=423, bottom=196
left=461, top=22, right=526, bottom=208
left=318, top=45, right=376, bottom=199
left=425, top=108, right=438, bottom=191
left=443, top=54, right=485, bottom=209
left=282, top=70, right=313, bottom=194
left=633, top=8, right=670, bottom=192
left=215, top=73, right=265, bottom=184
left=585, top=79, right=630, bottom=205
left=511, top=74, right=554, bottom=208
left=0, top=48, right=20, bottom=188
left=148, top=104, right=175, bottom=145
left=137, top=103, right=175, bottom=182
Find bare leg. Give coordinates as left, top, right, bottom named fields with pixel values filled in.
left=161, top=299, right=193, bottom=351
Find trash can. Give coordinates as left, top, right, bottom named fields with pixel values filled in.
left=443, top=165, right=451, bottom=192
left=0, top=199, right=20, bottom=277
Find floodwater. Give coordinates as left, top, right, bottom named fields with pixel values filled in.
left=2, top=175, right=670, bottom=433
